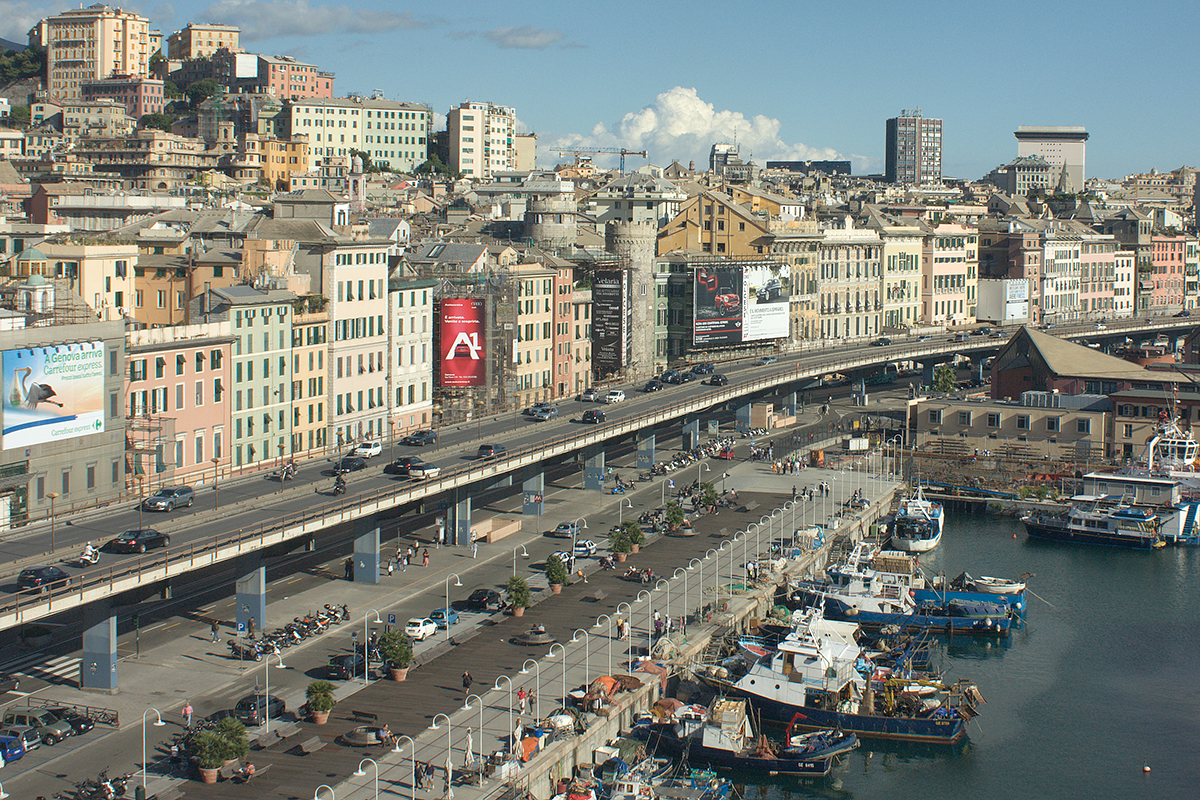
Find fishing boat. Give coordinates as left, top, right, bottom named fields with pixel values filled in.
left=967, top=575, right=1027, bottom=595
left=917, top=572, right=1028, bottom=615
left=608, top=757, right=673, bottom=800
left=651, top=770, right=731, bottom=800
left=890, top=485, right=943, bottom=552
left=1022, top=497, right=1163, bottom=550
left=698, top=608, right=984, bottom=744
left=633, top=698, right=857, bottom=777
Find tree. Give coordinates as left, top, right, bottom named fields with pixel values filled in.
left=545, top=554, right=569, bottom=586
left=305, top=680, right=337, bottom=713
left=505, top=575, right=532, bottom=609
left=933, top=363, right=957, bottom=393
left=6, top=106, right=29, bottom=128
left=700, top=481, right=719, bottom=509
left=378, top=629, right=412, bottom=669
left=608, top=528, right=632, bottom=555
left=415, top=152, right=458, bottom=179
left=348, top=148, right=382, bottom=173
left=140, top=113, right=174, bottom=132
left=665, top=501, right=686, bottom=530
left=185, top=78, right=219, bottom=108
left=621, top=520, right=644, bottom=545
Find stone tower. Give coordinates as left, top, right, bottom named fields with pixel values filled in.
left=605, top=221, right=657, bottom=379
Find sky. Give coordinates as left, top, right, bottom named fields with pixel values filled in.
left=6, top=0, right=1199, bottom=179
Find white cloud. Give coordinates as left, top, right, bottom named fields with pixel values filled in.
left=204, top=0, right=432, bottom=41
left=482, top=26, right=562, bottom=49
left=552, top=87, right=866, bottom=171
left=0, top=2, right=55, bottom=43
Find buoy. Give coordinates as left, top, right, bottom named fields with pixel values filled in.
left=1012, top=533, right=1018, bottom=539
left=1143, top=763, right=1151, bottom=773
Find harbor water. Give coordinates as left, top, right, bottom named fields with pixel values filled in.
left=739, top=511, right=1200, bottom=800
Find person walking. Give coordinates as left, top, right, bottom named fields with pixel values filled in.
left=247, top=616, right=256, bottom=640
left=462, top=671, right=473, bottom=696
left=402, top=553, right=409, bottom=572
left=388, top=559, right=395, bottom=576
left=210, top=620, right=220, bottom=643
left=471, top=540, right=478, bottom=559
left=792, top=484, right=797, bottom=502
left=517, top=687, right=528, bottom=714
left=422, top=549, right=430, bottom=568
left=182, top=701, right=193, bottom=728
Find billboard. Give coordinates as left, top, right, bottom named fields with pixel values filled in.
left=694, top=263, right=790, bottom=346
left=3, top=342, right=106, bottom=448
left=592, top=270, right=630, bottom=375
left=440, top=299, right=486, bottom=387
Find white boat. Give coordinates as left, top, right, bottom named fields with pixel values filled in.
left=890, top=485, right=943, bottom=552
left=968, top=575, right=1027, bottom=595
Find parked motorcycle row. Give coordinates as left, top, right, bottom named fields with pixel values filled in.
left=54, top=768, right=134, bottom=800
left=226, top=603, right=350, bottom=662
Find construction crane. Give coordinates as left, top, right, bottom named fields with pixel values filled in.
left=553, top=147, right=648, bottom=173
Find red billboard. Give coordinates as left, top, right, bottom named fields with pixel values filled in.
left=440, top=299, right=486, bottom=387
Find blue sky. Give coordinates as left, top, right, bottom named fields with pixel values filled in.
left=7, top=0, right=1199, bottom=179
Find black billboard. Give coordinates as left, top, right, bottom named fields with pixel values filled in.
left=592, top=270, right=629, bottom=376
left=693, top=266, right=744, bottom=346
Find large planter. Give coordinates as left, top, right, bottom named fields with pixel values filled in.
left=198, top=767, right=219, bottom=784
left=512, top=606, right=525, bottom=618
left=615, top=552, right=627, bottom=563
left=22, top=634, right=51, bottom=649
left=631, top=544, right=640, bottom=554
left=550, top=584, right=562, bottom=595
left=389, top=667, right=409, bottom=682
left=310, top=710, right=330, bottom=725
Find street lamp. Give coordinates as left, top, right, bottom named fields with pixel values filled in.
left=0, top=781, right=7, bottom=799
left=758, top=514, right=772, bottom=558
left=460, top=695, right=485, bottom=767
left=786, top=501, right=797, bottom=551
left=389, top=419, right=396, bottom=462
left=636, top=590, right=653, bottom=655
left=686, top=559, right=703, bottom=625
left=719, top=540, right=734, bottom=605
left=618, top=498, right=633, bottom=527
left=363, top=609, right=383, bottom=682
left=547, top=643, right=567, bottom=710
left=703, top=549, right=718, bottom=612
left=430, top=713, right=454, bottom=797
left=393, top=734, right=417, bottom=800
left=592, top=615, right=614, bottom=675
left=571, top=517, right=587, bottom=563
left=46, top=492, right=59, bottom=552
left=512, top=544, right=528, bottom=577
left=278, top=442, right=285, bottom=493
left=141, top=707, right=165, bottom=792
left=570, top=629, right=591, bottom=682
left=353, top=757, right=379, bottom=800
left=210, top=457, right=221, bottom=509
left=490, top=676, right=514, bottom=754
left=519, top=660, right=542, bottom=718
left=672, top=569, right=687, bottom=630
left=697, top=461, right=711, bottom=488
left=314, top=783, right=336, bottom=800
left=444, top=573, right=462, bottom=637
left=654, top=580, right=671, bottom=636
left=263, top=651, right=287, bottom=732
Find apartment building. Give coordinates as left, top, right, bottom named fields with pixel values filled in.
left=657, top=191, right=772, bottom=257
left=58, top=99, right=136, bottom=140
left=1078, top=236, right=1119, bottom=320
left=768, top=220, right=821, bottom=341
left=1014, top=126, right=1088, bottom=193
left=570, top=285, right=593, bottom=396
left=32, top=5, right=152, bottom=102
left=81, top=75, right=165, bottom=118
left=817, top=219, right=882, bottom=340
left=291, top=303, right=329, bottom=455
left=76, top=128, right=215, bottom=191
left=35, top=239, right=137, bottom=318
left=885, top=110, right=942, bottom=186
left=1149, top=233, right=1188, bottom=314
left=287, top=97, right=431, bottom=173
left=920, top=222, right=978, bottom=327
left=589, top=173, right=687, bottom=227
left=1114, top=250, right=1136, bottom=318
left=257, top=55, right=334, bottom=101
left=167, top=23, right=240, bottom=60
left=512, top=261, right=559, bottom=409
left=447, top=100, right=517, bottom=181
left=864, top=216, right=923, bottom=331
left=389, top=278, right=435, bottom=435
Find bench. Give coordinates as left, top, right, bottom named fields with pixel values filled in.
left=351, top=709, right=378, bottom=723
left=217, top=761, right=242, bottom=781
left=274, top=721, right=300, bottom=739
left=239, top=764, right=272, bottom=784
left=586, top=590, right=608, bottom=602
left=298, top=735, right=326, bottom=755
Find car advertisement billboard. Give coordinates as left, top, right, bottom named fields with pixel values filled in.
left=440, top=299, right=486, bottom=387
left=694, top=263, right=790, bottom=346
left=3, top=342, right=106, bottom=448
left=592, top=270, right=629, bottom=376
left=744, top=263, right=791, bottom=342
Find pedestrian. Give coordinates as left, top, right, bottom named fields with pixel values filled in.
left=407, top=545, right=415, bottom=561
left=388, top=559, right=395, bottom=576
left=654, top=618, right=664, bottom=637
left=169, top=741, right=180, bottom=765
left=344, top=557, right=354, bottom=580
left=517, top=687, right=528, bottom=714
left=462, top=671, right=473, bottom=695
left=577, top=569, right=588, bottom=584
left=396, top=545, right=404, bottom=564
left=182, top=701, right=193, bottom=728
left=247, top=616, right=256, bottom=640
left=210, top=620, right=220, bottom=643
left=792, top=484, right=797, bottom=501
left=422, top=549, right=430, bottom=567
left=402, top=553, right=409, bottom=571
left=415, top=762, right=426, bottom=790
left=471, top=540, right=478, bottom=559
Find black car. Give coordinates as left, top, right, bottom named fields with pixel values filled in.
left=582, top=409, right=607, bottom=424
left=44, top=707, right=95, bottom=735
left=0, top=674, right=19, bottom=694
left=385, top=456, right=423, bottom=474
left=327, top=653, right=368, bottom=680
left=871, top=337, right=892, bottom=347
left=692, top=362, right=715, bottom=375
left=661, top=370, right=682, bottom=384
left=1175, top=310, right=1192, bottom=318
left=402, top=430, right=438, bottom=446
left=106, top=528, right=169, bottom=553
left=709, top=374, right=729, bottom=386
left=476, top=444, right=507, bottom=460
left=643, top=380, right=663, bottom=393
left=338, top=456, right=368, bottom=473
left=464, top=589, right=502, bottom=611
left=678, top=371, right=698, bottom=383
left=232, top=693, right=286, bottom=726
left=18, top=566, right=71, bottom=590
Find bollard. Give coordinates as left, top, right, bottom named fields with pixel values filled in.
left=135, top=786, right=147, bottom=800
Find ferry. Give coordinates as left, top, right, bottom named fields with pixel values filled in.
left=889, top=485, right=943, bottom=552
left=1021, top=497, right=1162, bottom=549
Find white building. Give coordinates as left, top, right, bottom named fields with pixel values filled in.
left=287, top=97, right=431, bottom=174
left=588, top=173, right=688, bottom=227
left=1113, top=249, right=1136, bottom=318
left=1014, top=126, right=1088, bottom=194
left=388, top=277, right=435, bottom=436
left=447, top=100, right=517, bottom=181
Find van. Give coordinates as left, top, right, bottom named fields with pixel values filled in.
left=954, top=334, right=970, bottom=343
left=605, top=390, right=626, bottom=404
left=1, top=709, right=73, bottom=745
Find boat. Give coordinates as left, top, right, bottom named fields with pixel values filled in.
left=632, top=698, right=857, bottom=777
left=1022, top=496, right=1163, bottom=550
left=890, top=485, right=943, bottom=552
left=918, top=572, right=1028, bottom=615
left=651, top=770, right=731, bottom=800
left=968, top=575, right=1027, bottom=594
left=609, top=756, right=673, bottom=800
left=697, top=608, right=984, bottom=744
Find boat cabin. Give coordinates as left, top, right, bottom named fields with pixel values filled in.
left=1083, top=472, right=1181, bottom=507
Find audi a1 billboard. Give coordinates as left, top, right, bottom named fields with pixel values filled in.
left=440, top=299, right=486, bottom=387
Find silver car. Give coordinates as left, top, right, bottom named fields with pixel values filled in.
left=141, top=486, right=195, bottom=512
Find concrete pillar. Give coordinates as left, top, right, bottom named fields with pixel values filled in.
left=446, top=489, right=472, bottom=546
left=923, top=361, right=937, bottom=385
left=235, top=554, right=266, bottom=636
left=636, top=431, right=656, bottom=469
left=353, top=518, right=381, bottom=585
left=522, top=471, right=545, bottom=516
left=734, top=402, right=752, bottom=432
left=682, top=417, right=700, bottom=450
left=781, top=390, right=798, bottom=416
left=80, top=603, right=118, bottom=692
left=583, top=445, right=606, bottom=491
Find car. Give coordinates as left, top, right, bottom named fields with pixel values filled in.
left=549, top=551, right=576, bottom=572
left=580, top=388, right=601, bottom=402
left=991, top=331, right=1006, bottom=338
left=1, top=709, right=73, bottom=745
left=429, top=608, right=459, bottom=629
left=402, top=430, right=438, bottom=446
left=232, top=693, right=286, bottom=726
left=660, top=370, right=682, bottom=385
left=405, top=618, right=437, bottom=641
left=754, top=356, right=778, bottom=366
left=0, top=726, right=39, bottom=751
left=871, top=337, right=892, bottom=347
left=709, top=374, right=729, bottom=386
left=643, top=380, right=664, bottom=393
left=106, top=528, right=169, bottom=554
left=756, top=278, right=783, bottom=302
left=715, top=294, right=740, bottom=313
left=692, top=362, right=715, bottom=375
left=386, top=456, right=423, bottom=474
left=1094, top=322, right=1107, bottom=330
left=338, top=456, right=368, bottom=473
left=975, top=328, right=992, bottom=336
left=916, top=335, right=932, bottom=342
left=407, top=461, right=442, bottom=480
left=1174, top=310, right=1192, bottom=318
left=351, top=440, right=382, bottom=458
left=141, top=485, right=195, bottom=512
left=0, top=674, right=18, bottom=694
left=476, top=444, right=508, bottom=460
left=953, top=333, right=971, bottom=343
left=528, top=402, right=558, bottom=418
left=573, top=539, right=597, bottom=557
left=551, top=522, right=581, bottom=538
left=17, top=566, right=70, bottom=590
left=327, top=653, right=367, bottom=680
left=44, top=707, right=94, bottom=735
left=678, top=371, right=698, bottom=383
left=605, top=390, right=626, bottom=404
left=531, top=408, right=557, bottom=422
left=464, top=589, right=502, bottom=612
left=582, top=409, right=607, bottom=424
left=0, top=734, right=25, bottom=762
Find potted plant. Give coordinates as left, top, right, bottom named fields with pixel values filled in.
left=506, top=575, right=532, bottom=617
left=609, top=529, right=632, bottom=562
left=379, top=629, right=413, bottom=681
left=545, top=554, right=569, bottom=594
left=216, top=717, right=249, bottom=762
left=665, top=501, right=686, bottom=532
left=306, top=680, right=337, bottom=723
left=190, top=730, right=232, bottom=783
left=700, top=481, right=719, bottom=510
left=622, top=521, right=644, bottom=553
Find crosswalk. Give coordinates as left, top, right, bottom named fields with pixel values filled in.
left=1, top=652, right=80, bottom=689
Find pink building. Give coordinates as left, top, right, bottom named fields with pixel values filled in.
left=1078, top=236, right=1118, bottom=320
left=82, top=76, right=166, bottom=119
left=259, top=55, right=334, bottom=100
left=1150, top=233, right=1186, bottom=313
left=125, top=323, right=234, bottom=488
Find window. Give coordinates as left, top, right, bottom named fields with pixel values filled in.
left=1046, top=416, right=1060, bottom=432
left=1123, top=423, right=1134, bottom=439
left=957, top=411, right=972, bottom=426
left=928, top=409, right=942, bottom=424
left=1077, top=419, right=1091, bottom=434
left=1016, top=415, right=1030, bottom=430
left=987, top=413, right=1000, bottom=427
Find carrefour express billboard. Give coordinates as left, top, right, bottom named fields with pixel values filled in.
left=440, top=299, right=486, bottom=387
left=3, top=342, right=106, bottom=448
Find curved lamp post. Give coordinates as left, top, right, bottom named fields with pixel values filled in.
left=697, top=460, right=711, bottom=488
left=703, top=549, right=719, bottom=611
left=263, top=651, right=287, bottom=732
left=461, top=694, right=485, bottom=766
left=571, top=517, right=588, bottom=562
left=353, top=757, right=380, bottom=800
left=570, top=629, right=591, bottom=681
left=654, top=579, right=672, bottom=634
left=363, top=608, right=382, bottom=683
left=758, top=514, right=772, bottom=559
left=519, top=660, right=542, bottom=719
left=686, top=559, right=703, bottom=624
left=618, top=498, right=633, bottom=527
left=718, top=541, right=734, bottom=606
left=430, top=713, right=454, bottom=797
left=547, top=643, right=567, bottom=709
left=672, top=568, right=687, bottom=630
left=636, top=589, right=653, bottom=655
left=141, top=707, right=165, bottom=792
left=314, top=785, right=335, bottom=800
left=491, top=676, right=514, bottom=755
left=393, top=734, right=417, bottom=800
left=512, top=544, right=528, bottom=577
left=444, top=573, right=462, bottom=637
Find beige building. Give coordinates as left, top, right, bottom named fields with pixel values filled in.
left=167, top=23, right=240, bottom=60
left=389, top=278, right=435, bottom=436
left=768, top=219, right=821, bottom=341
left=36, top=239, right=138, bottom=318
left=657, top=191, right=772, bottom=257
left=447, top=100, right=517, bottom=181
left=817, top=218, right=883, bottom=340
left=287, top=97, right=431, bottom=174
left=921, top=221, right=978, bottom=327
left=865, top=214, right=924, bottom=331
left=512, top=261, right=558, bottom=410
left=32, top=5, right=152, bottom=102
left=291, top=304, right=329, bottom=455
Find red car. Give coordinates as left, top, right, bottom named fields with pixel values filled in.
left=715, top=294, right=741, bottom=314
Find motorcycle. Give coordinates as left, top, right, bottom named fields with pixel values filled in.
left=80, top=547, right=100, bottom=566
left=324, top=603, right=350, bottom=622
left=333, top=478, right=346, bottom=496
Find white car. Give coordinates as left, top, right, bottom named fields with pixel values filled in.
left=580, top=388, right=601, bottom=402
left=352, top=440, right=382, bottom=458
left=605, top=390, right=625, bottom=404
left=404, top=618, right=437, bottom=641
left=549, top=551, right=576, bottom=571
left=573, top=539, right=597, bottom=557
left=408, top=462, right=442, bottom=480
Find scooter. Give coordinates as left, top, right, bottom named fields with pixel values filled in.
left=333, top=478, right=346, bottom=496
left=80, top=548, right=100, bottom=566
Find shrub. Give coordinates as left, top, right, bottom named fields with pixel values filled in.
left=216, top=717, right=249, bottom=760
left=378, top=629, right=412, bottom=669
left=190, top=730, right=232, bottom=769
left=608, top=528, right=632, bottom=554
left=545, top=554, right=570, bottom=586
left=506, top=575, right=532, bottom=609
left=621, top=520, right=644, bottom=545
left=306, top=680, right=337, bottom=713
left=665, top=501, right=686, bottom=529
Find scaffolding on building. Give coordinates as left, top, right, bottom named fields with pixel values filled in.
left=126, top=414, right=177, bottom=494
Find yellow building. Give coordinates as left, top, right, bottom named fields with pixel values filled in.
left=263, top=136, right=310, bottom=191
left=291, top=304, right=329, bottom=456
left=656, top=191, right=771, bottom=257
left=166, top=23, right=240, bottom=60
left=32, top=5, right=152, bottom=102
